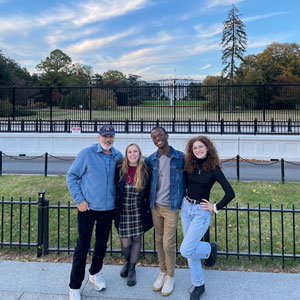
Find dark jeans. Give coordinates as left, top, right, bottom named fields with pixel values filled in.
left=69, top=209, right=114, bottom=289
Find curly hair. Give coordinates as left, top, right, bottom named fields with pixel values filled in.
left=184, top=136, right=221, bottom=174
left=119, top=143, right=148, bottom=191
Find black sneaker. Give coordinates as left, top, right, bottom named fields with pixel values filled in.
left=205, top=242, right=218, bottom=267
left=189, top=284, right=205, bottom=300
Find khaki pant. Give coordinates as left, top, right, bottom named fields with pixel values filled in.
left=151, top=206, right=179, bottom=277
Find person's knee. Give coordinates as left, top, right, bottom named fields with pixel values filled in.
left=180, top=242, right=193, bottom=258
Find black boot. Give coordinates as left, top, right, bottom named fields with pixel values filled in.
left=120, top=261, right=129, bottom=278
left=127, top=263, right=136, bottom=286
left=205, top=242, right=218, bottom=267
left=190, top=284, right=205, bottom=300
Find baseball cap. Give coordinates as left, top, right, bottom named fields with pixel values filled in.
left=99, top=125, right=115, bottom=136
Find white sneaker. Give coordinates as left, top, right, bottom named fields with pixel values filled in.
left=161, top=275, right=174, bottom=296
left=69, top=288, right=81, bottom=300
left=89, top=272, right=106, bottom=291
left=152, top=271, right=166, bottom=291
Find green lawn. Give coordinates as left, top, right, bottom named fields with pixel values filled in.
left=1, top=106, right=299, bottom=121
left=0, top=175, right=299, bottom=271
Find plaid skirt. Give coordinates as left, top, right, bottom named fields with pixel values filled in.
left=119, top=183, right=143, bottom=238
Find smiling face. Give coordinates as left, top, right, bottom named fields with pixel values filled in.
left=192, top=141, right=208, bottom=159
left=127, top=144, right=140, bottom=166
left=151, top=128, right=169, bottom=150
left=98, top=134, right=115, bottom=153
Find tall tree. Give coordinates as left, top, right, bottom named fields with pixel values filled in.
left=221, top=4, right=247, bottom=82
left=36, top=49, right=73, bottom=86
left=102, top=69, right=126, bottom=85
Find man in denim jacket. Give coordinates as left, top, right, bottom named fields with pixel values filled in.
left=67, top=125, right=123, bottom=300
left=145, top=126, right=185, bottom=296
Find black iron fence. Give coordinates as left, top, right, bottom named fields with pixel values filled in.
left=0, top=191, right=299, bottom=268
left=1, top=83, right=300, bottom=123
left=1, top=152, right=300, bottom=183
left=0, top=118, right=300, bottom=134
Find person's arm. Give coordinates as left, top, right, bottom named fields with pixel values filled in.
left=66, top=151, right=87, bottom=206
left=213, top=167, right=235, bottom=211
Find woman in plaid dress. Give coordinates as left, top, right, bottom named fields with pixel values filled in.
left=115, top=143, right=153, bottom=286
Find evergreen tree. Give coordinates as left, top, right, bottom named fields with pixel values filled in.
left=221, top=4, right=247, bottom=82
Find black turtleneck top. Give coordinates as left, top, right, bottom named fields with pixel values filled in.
left=186, top=158, right=235, bottom=210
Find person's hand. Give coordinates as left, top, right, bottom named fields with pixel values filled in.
left=77, top=200, right=89, bottom=212
left=200, top=199, right=214, bottom=212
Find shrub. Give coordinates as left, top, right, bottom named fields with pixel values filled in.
left=92, top=89, right=117, bottom=110
left=0, top=98, right=12, bottom=117
left=60, top=92, right=89, bottom=109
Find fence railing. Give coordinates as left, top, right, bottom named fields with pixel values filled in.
left=1, top=152, right=300, bottom=182
left=1, top=83, right=300, bottom=123
left=0, top=118, right=300, bottom=134
left=0, top=191, right=299, bottom=268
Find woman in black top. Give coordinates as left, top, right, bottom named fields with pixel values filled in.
left=180, top=136, right=235, bottom=300
left=115, top=143, right=153, bottom=286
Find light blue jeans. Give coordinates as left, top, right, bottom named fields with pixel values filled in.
left=180, top=198, right=212, bottom=286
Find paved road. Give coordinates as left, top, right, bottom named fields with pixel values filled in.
left=1, top=156, right=300, bottom=182
left=1, top=260, right=300, bottom=300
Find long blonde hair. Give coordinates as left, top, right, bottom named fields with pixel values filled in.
left=119, top=143, right=148, bottom=191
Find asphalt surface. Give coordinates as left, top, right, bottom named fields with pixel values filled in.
left=1, top=155, right=300, bottom=182
left=1, top=260, right=300, bottom=300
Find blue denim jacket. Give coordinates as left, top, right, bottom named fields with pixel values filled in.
left=145, top=146, right=185, bottom=210
left=66, top=143, right=123, bottom=211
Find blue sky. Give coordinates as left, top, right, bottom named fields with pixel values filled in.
left=0, top=0, right=299, bottom=81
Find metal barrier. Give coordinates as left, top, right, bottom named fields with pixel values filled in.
left=0, top=191, right=299, bottom=268
left=0, top=118, right=300, bottom=134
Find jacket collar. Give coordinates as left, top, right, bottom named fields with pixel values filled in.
left=153, top=146, right=178, bottom=160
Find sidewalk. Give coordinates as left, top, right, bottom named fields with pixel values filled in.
left=0, top=260, right=300, bottom=300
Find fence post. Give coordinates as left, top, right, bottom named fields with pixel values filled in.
left=130, top=86, right=134, bottom=121
left=49, top=87, right=53, bottom=125
left=237, top=118, right=241, bottom=133
left=89, top=87, right=92, bottom=121
left=12, top=86, right=16, bottom=121
left=288, top=118, right=292, bottom=133
left=281, top=158, right=285, bottom=184
left=173, top=81, right=176, bottom=121
left=254, top=118, right=258, bottom=135
left=43, top=199, right=49, bottom=255
left=37, top=190, right=45, bottom=257
left=236, top=155, right=240, bottom=181
left=217, top=83, right=221, bottom=121
left=0, top=151, right=2, bottom=176
left=221, top=118, right=224, bottom=134
left=271, top=118, right=275, bottom=133
left=44, top=152, right=48, bottom=177
left=125, top=119, right=129, bottom=133
left=263, top=83, right=266, bottom=122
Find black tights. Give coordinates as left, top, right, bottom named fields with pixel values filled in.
left=120, top=235, right=142, bottom=264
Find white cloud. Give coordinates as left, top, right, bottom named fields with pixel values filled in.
left=184, top=42, right=220, bottom=56
left=65, top=29, right=136, bottom=56
left=205, top=0, right=244, bottom=9
left=133, top=31, right=174, bottom=45
left=46, top=27, right=100, bottom=49
left=200, top=64, right=211, bottom=71
left=194, top=23, right=222, bottom=38
left=0, top=17, right=32, bottom=35
left=74, top=0, right=150, bottom=26
left=243, top=12, right=289, bottom=22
